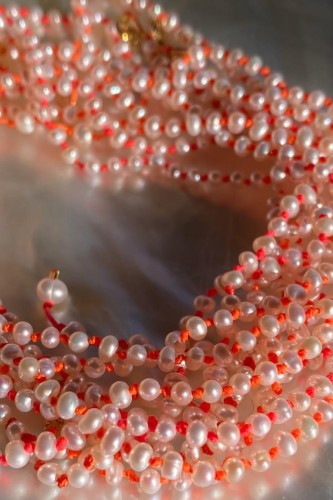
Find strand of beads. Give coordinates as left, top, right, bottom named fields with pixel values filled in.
left=0, top=0, right=332, bottom=495
left=0, top=1, right=331, bottom=188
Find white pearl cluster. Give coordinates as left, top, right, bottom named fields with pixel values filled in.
left=0, top=0, right=332, bottom=496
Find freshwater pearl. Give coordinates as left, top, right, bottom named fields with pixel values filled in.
left=35, top=432, right=57, bottom=461
left=68, top=463, right=90, bottom=488
left=36, top=278, right=68, bottom=304
left=139, top=468, right=161, bottom=494
left=68, top=332, right=89, bottom=353
left=5, top=440, right=30, bottom=468
left=192, top=461, right=215, bottom=487
left=56, top=391, right=79, bottom=419
left=13, top=321, right=33, bottom=345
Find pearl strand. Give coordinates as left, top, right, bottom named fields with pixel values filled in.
left=0, top=0, right=332, bottom=495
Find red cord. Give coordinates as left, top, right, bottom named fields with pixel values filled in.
left=43, top=301, right=66, bottom=331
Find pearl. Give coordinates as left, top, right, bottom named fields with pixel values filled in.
left=5, top=440, right=30, bottom=468
left=217, top=421, right=240, bottom=447
left=78, top=408, right=103, bottom=434
left=274, top=431, right=297, bottom=457
left=251, top=449, right=271, bottom=472
left=139, top=468, right=161, bottom=494
left=255, top=361, right=278, bottom=386
left=0, top=375, right=13, bottom=398
left=186, top=316, right=207, bottom=341
left=35, top=432, right=57, bottom=461
left=139, top=378, right=161, bottom=401
left=68, top=463, right=90, bottom=488
left=224, top=457, right=245, bottom=483
left=101, top=426, right=125, bottom=455
left=162, top=451, right=183, bottom=480
left=56, top=391, right=79, bottom=419
left=41, top=327, right=60, bottom=349
left=109, top=381, right=132, bottom=409
left=192, top=461, right=215, bottom=487
left=128, top=443, right=153, bottom=471
left=171, top=381, right=193, bottom=406
left=68, top=331, right=89, bottom=353
left=13, top=321, right=33, bottom=345
left=18, top=357, right=39, bottom=382
left=37, top=463, right=61, bottom=486
left=98, top=335, right=119, bottom=361
left=36, top=278, right=68, bottom=304
left=15, top=111, right=35, bottom=134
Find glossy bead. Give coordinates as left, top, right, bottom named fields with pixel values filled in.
left=56, top=391, right=79, bottom=419
left=171, top=381, right=193, bottom=406
left=36, top=278, right=68, bottom=304
left=68, top=463, right=90, bottom=488
left=139, top=468, right=161, bottom=494
left=5, top=440, right=30, bottom=468
left=13, top=322, right=33, bottom=345
left=139, top=378, right=161, bottom=401
left=128, top=443, right=153, bottom=471
left=35, top=432, right=57, bottom=461
left=217, top=421, right=240, bottom=447
left=186, top=316, right=207, bottom=341
left=192, top=460, right=215, bottom=487
left=68, top=332, right=89, bottom=353
left=224, top=457, right=245, bottom=483
left=162, top=451, right=183, bottom=480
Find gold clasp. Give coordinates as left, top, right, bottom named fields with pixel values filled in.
left=116, top=13, right=187, bottom=60
left=49, top=268, right=60, bottom=280
left=116, top=13, right=142, bottom=47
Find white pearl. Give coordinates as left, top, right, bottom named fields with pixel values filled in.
left=0, top=375, right=13, bottom=398
left=18, top=357, right=39, bottom=382
left=255, top=361, right=278, bottom=386
left=36, top=278, right=68, bottom=304
left=251, top=449, right=271, bottom=472
left=217, top=421, right=240, bottom=447
left=274, top=431, right=297, bottom=457
left=68, top=463, right=90, bottom=488
left=202, top=380, right=222, bottom=403
left=56, top=391, right=79, bottom=419
left=61, top=423, right=86, bottom=451
left=139, top=468, right=161, bottom=494
left=68, top=331, right=89, bottom=353
left=298, top=415, right=319, bottom=440
left=186, top=316, right=207, bottom=341
left=5, top=440, right=30, bottom=468
left=101, top=426, right=125, bottom=455
left=41, top=327, right=60, bottom=349
left=230, top=373, right=251, bottom=395
left=98, top=335, right=119, bottom=361
left=15, top=389, right=34, bottom=412
left=128, top=443, right=153, bottom=471
left=224, top=457, right=245, bottom=483
left=192, top=460, right=215, bottom=487
left=162, top=451, right=183, bottom=480
left=109, top=381, right=132, bottom=409
left=37, top=463, right=61, bottom=486
left=248, top=413, right=271, bottom=438
left=186, top=421, right=207, bottom=447
left=13, top=321, right=33, bottom=345
left=78, top=408, right=103, bottom=434
left=15, top=111, right=35, bottom=134
left=35, top=432, right=57, bottom=461
left=171, top=381, right=193, bottom=406
left=139, top=378, right=161, bottom=401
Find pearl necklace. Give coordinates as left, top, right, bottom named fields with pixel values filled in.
left=0, top=0, right=333, bottom=494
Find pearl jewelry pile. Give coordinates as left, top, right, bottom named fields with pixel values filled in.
left=1, top=0, right=333, bottom=495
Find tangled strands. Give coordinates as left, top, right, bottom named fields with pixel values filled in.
left=0, top=0, right=333, bottom=495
